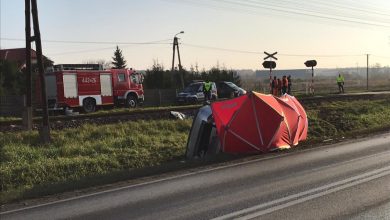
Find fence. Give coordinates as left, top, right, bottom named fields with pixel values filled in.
left=143, top=89, right=177, bottom=106
left=0, top=89, right=179, bottom=117
left=0, top=95, right=25, bottom=117
left=2, top=81, right=389, bottom=117
left=243, top=77, right=390, bottom=95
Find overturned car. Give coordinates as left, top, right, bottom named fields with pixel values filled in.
left=186, top=92, right=308, bottom=159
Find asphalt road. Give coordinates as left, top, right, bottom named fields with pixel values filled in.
left=1, top=133, right=390, bottom=220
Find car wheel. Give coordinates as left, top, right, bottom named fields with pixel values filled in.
left=191, top=97, right=198, bottom=104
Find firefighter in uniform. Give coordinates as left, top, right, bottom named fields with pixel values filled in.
left=272, top=76, right=278, bottom=96
left=203, top=80, right=212, bottom=101
left=282, top=75, right=288, bottom=95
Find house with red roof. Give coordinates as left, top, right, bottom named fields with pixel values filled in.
left=0, top=48, right=53, bottom=69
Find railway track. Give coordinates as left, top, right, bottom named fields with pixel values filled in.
left=1, top=92, right=390, bottom=132
left=0, top=106, right=200, bottom=132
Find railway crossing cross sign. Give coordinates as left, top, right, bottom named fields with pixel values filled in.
left=264, top=51, right=278, bottom=60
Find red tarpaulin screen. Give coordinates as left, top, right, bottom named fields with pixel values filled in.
left=211, top=92, right=308, bottom=153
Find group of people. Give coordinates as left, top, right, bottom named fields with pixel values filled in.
left=271, top=75, right=292, bottom=96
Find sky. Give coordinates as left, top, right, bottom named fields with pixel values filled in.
left=1, top=0, right=390, bottom=70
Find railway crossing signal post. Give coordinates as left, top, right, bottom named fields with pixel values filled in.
left=304, top=60, right=317, bottom=95
left=262, top=51, right=277, bottom=94
left=25, top=0, right=51, bottom=143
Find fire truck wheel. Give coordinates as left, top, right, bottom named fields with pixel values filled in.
left=126, top=95, right=137, bottom=108
left=83, top=98, right=96, bottom=113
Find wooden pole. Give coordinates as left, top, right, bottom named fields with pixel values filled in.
left=24, top=0, right=33, bottom=130
left=171, top=37, right=176, bottom=72
left=176, top=38, right=185, bottom=89
left=31, top=0, right=50, bottom=143
left=366, top=54, right=369, bottom=91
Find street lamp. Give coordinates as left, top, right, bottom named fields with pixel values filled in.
left=175, top=31, right=184, bottom=38
left=172, top=31, right=185, bottom=88
left=172, top=31, right=184, bottom=71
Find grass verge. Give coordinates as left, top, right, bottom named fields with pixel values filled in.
left=0, top=119, right=192, bottom=204
left=1, top=98, right=390, bottom=204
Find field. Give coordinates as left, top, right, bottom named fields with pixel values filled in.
left=1, top=98, right=390, bottom=204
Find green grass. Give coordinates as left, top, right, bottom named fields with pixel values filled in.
left=306, top=99, right=390, bottom=141
left=0, top=105, right=201, bottom=124
left=90, top=104, right=201, bottom=116
left=0, top=116, right=20, bottom=123
left=1, top=98, right=390, bottom=204
left=0, top=119, right=192, bottom=203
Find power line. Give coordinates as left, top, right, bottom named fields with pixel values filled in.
left=183, top=43, right=262, bottom=55
left=0, top=37, right=172, bottom=45
left=251, top=0, right=390, bottom=24
left=165, top=0, right=390, bottom=28
left=310, top=0, right=390, bottom=16
left=211, top=0, right=390, bottom=27
left=371, top=55, right=390, bottom=59
left=47, top=46, right=115, bottom=56
left=183, top=42, right=364, bottom=57
left=278, top=53, right=363, bottom=57
left=277, top=0, right=390, bottom=19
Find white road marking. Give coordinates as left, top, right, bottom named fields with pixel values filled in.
left=213, top=166, right=390, bottom=220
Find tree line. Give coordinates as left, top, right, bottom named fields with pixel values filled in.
left=143, top=62, right=241, bottom=89
left=0, top=46, right=241, bottom=95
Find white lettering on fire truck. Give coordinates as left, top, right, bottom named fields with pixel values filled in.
left=81, top=77, right=97, bottom=84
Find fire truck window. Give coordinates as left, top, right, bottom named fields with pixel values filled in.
left=118, top=73, right=126, bottom=82
left=130, top=75, right=138, bottom=84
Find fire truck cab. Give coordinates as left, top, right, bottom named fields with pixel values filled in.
left=41, top=64, right=144, bottom=113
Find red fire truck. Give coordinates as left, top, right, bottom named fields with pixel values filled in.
left=39, top=64, right=144, bottom=113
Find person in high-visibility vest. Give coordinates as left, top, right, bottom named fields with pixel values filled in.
left=336, top=74, right=345, bottom=93
left=203, top=80, right=212, bottom=101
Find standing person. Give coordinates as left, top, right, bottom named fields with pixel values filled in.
left=203, top=80, right=212, bottom=101
left=277, top=78, right=282, bottom=96
left=272, top=76, right=278, bottom=96
left=336, top=74, right=345, bottom=93
left=287, top=75, right=292, bottom=94
left=282, top=75, right=288, bottom=95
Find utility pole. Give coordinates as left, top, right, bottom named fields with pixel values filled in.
left=366, top=54, right=369, bottom=91
left=171, top=31, right=184, bottom=89
left=171, top=38, right=176, bottom=73
left=27, top=0, right=51, bottom=143
left=24, top=0, right=33, bottom=130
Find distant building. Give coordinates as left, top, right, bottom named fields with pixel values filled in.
left=0, top=48, right=53, bottom=70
